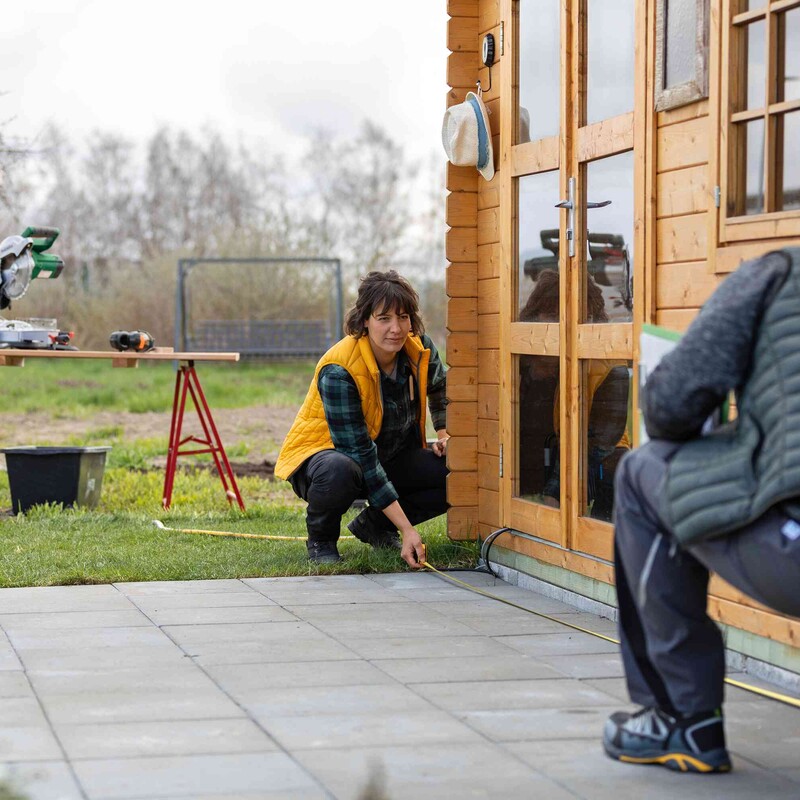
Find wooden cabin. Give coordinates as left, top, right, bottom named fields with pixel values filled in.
left=444, top=0, right=800, bottom=675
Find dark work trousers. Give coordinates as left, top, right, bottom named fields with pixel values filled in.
left=613, top=440, right=800, bottom=716
left=289, top=447, right=448, bottom=543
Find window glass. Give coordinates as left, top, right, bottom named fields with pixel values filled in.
left=736, top=117, right=765, bottom=216
left=584, top=152, right=634, bottom=323
left=666, top=0, right=697, bottom=87
left=518, top=171, right=560, bottom=320
left=745, top=20, right=766, bottom=111
left=517, top=355, right=560, bottom=507
left=518, top=1, right=560, bottom=142
left=779, top=112, right=800, bottom=212
left=582, top=359, right=633, bottom=522
left=778, top=8, right=800, bottom=103
left=587, top=0, right=635, bottom=124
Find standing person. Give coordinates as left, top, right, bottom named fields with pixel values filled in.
left=275, top=270, right=448, bottom=567
left=603, top=248, right=800, bottom=774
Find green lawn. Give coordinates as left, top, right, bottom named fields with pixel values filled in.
left=0, top=360, right=477, bottom=587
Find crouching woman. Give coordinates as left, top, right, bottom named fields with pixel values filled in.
left=275, top=270, right=448, bottom=568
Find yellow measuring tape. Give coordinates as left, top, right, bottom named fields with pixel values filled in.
left=154, top=524, right=800, bottom=709
left=420, top=556, right=800, bottom=710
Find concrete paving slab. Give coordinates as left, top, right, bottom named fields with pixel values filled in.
left=141, top=605, right=298, bottom=626
left=73, top=753, right=321, bottom=799
left=186, top=637, right=358, bottom=666
left=162, top=620, right=332, bottom=647
left=260, top=709, right=485, bottom=751
left=340, top=633, right=523, bottom=660
left=16, top=645, right=190, bottom=671
left=0, top=761, right=83, bottom=800
left=242, top=684, right=433, bottom=719
left=498, top=631, right=621, bottom=657
left=294, top=742, right=577, bottom=800
left=413, top=678, right=620, bottom=712
left=0, top=609, right=151, bottom=630
left=0, top=632, right=23, bottom=671
left=41, top=688, right=245, bottom=725
left=2, top=696, right=49, bottom=727
left=371, top=653, right=560, bottom=684
left=56, top=718, right=277, bottom=760
left=0, top=726, right=63, bottom=761
left=533, top=651, right=627, bottom=679
left=0, top=585, right=132, bottom=613
left=27, top=665, right=220, bottom=696
left=114, top=579, right=249, bottom=595
left=725, top=700, right=800, bottom=769
left=6, top=626, right=173, bottom=651
left=126, top=592, right=278, bottom=610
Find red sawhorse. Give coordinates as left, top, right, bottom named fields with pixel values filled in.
left=162, top=360, right=245, bottom=510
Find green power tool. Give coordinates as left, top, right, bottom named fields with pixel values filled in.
left=0, top=227, right=73, bottom=348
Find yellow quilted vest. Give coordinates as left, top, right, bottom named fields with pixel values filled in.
left=275, top=334, right=430, bottom=480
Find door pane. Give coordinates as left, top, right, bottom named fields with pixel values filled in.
left=666, top=0, right=697, bottom=87
left=519, top=1, right=560, bottom=142
left=586, top=0, right=635, bottom=124
left=729, top=117, right=765, bottom=216
left=518, top=170, right=560, bottom=320
left=778, top=8, right=800, bottom=104
left=743, top=19, right=766, bottom=111
left=778, top=112, right=800, bottom=212
left=517, top=355, right=560, bottom=507
left=584, top=152, right=634, bottom=323
left=582, top=359, right=633, bottom=522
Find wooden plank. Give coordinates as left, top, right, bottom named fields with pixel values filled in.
left=511, top=137, right=560, bottom=177
left=656, top=164, right=709, bottom=218
left=478, top=348, right=500, bottom=384
left=715, top=239, right=800, bottom=273
left=575, top=324, right=633, bottom=360
left=722, top=211, right=800, bottom=243
left=477, top=276, right=500, bottom=315
left=478, top=0, right=500, bottom=33
left=447, top=297, right=478, bottom=332
left=656, top=100, right=710, bottom=129
left=446, top=366, right=478, bottom=401
left=477, top=63, right=501, bottom=104
left=447, top=505, right=480, bottom=540
left=708, top=596, right=800, bottom=649
left=446, top=227, right=478, bottom=262
left=573, top=517, right=614, bottom=562
left=478, top=453, right=499, bottom=490
left=478, top=313, right=500, bottom=349
left=448, top=51, right=478, bottom=89
left=447, top=163, right=478, bottom=193
left=478, top=487, right=501, bottom=527
left=448, top=470, right=478, bottom=507
left=477, top=242, right=501, bottom=279
left=656, top=261, right=719, bottom=308
left=657, top=116, right=710, bottom=173
left=447, top=0, right=478, bottom=16
left=478, top=382, right=499, bottom=420
left=446, top=331, right=478, bottom=366
left=447, top=401, right=479, bottom=437
left=446, top=262, right=478, bottom=298
left=448, top=15, right=478, bottom=51
left=478, top=183, right=500, bottom=210
left=655, top=308, right=698, bottom=332
left=576, top=112, right=634, bottom=162
left=656, top=213, right=708, bottom=264
left=446, top=192, right=478, bottom=228
left=507, top=322, right=560, bottom=356
left=477, top=207, right=500, bottom=245
left=478, top=418, right=499, bottom=455
left=507, top=499, right=563, bottom=545
left=448, top=436, right=478, bottom=472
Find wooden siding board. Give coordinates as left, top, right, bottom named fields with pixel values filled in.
left=656, top=213, right=708, bottom=264
left=447, top=505, right=480, bottom=540
left=446, top=331, right=478, bottom=366
left=447, top=0, right=478, bottom=16
left=477, top=243, right=501, bottom=279
left=656, top=165, right=709, bottom=218
left=447, top=297, right=479, bottom=332
left=448, top=401, right=479, bottom=436
left=446, top=366, right=479, bottom=402
left=447, top=16, right=478, bottom=51
left=448, top=471, right=478, bottom=506
left=446, top=262, right=478, bottom=298
left=478, top=487, right=501, bottom=527
left=478, top=348, right=500, bottom=384
left=446, top=227, right=478, bottom=262
left=657, top=115, right=710, bottom=173
left=477, top=313, right=500, bottom=349
left=448, top=436, right=479, bottom=472
left=656, top=261, right=719, bottom=309
left=477, top=277, right=500, bottom=315
left=447, top=192, right=478, bottom=228
left=478, top=383, right=499, bottom=420
left=448, top=52, right=478, bottom=89
left=447, top=163, right=478, bottom=193
left=478, top=418, right=499, bottom=455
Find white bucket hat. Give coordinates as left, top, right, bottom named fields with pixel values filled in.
left=441, top=91, right=494, bottom=181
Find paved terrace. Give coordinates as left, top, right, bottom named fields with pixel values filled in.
left=0, top=571, right=798, bottom=799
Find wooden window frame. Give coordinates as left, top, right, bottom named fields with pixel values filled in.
left=716, top=0, right=800, bottom=246
left=654, top=0, right=710, bottom=111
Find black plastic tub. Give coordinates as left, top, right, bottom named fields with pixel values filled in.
left=1, top=446, right=111, bottom=514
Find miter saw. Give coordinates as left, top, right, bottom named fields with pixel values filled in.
left=0, top=226, right=75, bottom=349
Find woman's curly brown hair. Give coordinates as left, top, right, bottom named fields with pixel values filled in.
left=344, top=270, right=425, bottom=337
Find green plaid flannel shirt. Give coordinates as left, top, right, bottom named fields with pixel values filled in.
left=318, top=334, right=447, bottom=509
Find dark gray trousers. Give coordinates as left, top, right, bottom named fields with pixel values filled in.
left=289, top=447, right=447, bottom=543
left=614, top=440, right=800, bottom=715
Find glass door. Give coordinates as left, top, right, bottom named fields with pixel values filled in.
left=504, top=0, right=639, bottom=559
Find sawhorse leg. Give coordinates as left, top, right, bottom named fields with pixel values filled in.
left=162, top=361, right=245, bottom=511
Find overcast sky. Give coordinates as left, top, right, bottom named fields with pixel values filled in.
left=4, top=1, right=450, bottom=164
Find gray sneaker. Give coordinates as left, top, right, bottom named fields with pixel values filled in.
left=347, top=516, right=402, bottom=550
left=306, top=541, right=341, bottom=564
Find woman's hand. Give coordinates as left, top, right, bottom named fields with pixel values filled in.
left=400, top=527, right=426, bottom=569
left=431, top=432, right=449, bottom=457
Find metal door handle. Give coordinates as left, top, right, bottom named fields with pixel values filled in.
left=587, top=200, right=612, bottom=208
left=555, top=178, right=576, bottom=257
